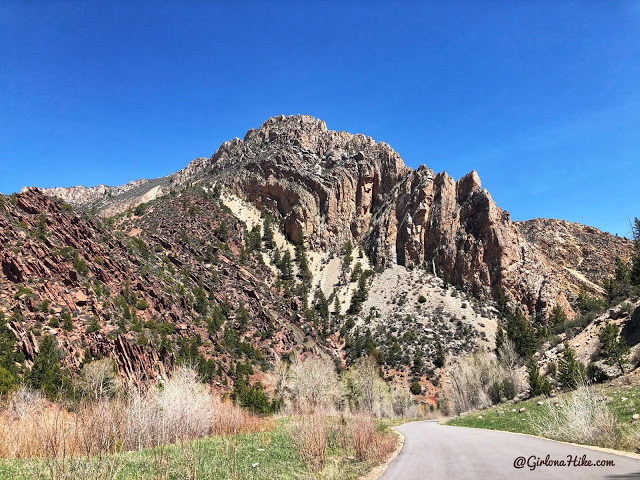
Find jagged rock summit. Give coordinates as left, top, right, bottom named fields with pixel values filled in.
left=33, top=114, right=633, bottom=316
left=205, top=114, right=568, bottom=316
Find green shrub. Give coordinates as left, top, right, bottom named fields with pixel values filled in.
left=62, top=310, right=73, bottom=331
left=586, top=362, right=609, bottom=384
left=135, top=298, right=149, bottom=310
left=73, top=252, right=89, bottom=276
left=137, top=333, right=149, bottom=346
left=0, top=366, right=17, bottom=395
left=86, top=318, right=100, bottom=333
left=527, top=358, right=551, bottom=397
left=409, top=381, right=422, bottom=395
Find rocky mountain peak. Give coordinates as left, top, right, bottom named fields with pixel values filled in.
left=456, top=170, right=483, bottom=201
left=24, top=115, right=631, bottom=317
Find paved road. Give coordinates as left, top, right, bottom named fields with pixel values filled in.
left=379, top=420, right=640, bottom=480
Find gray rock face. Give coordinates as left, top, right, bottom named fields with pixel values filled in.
left=199, top=115, right=569, bottom=316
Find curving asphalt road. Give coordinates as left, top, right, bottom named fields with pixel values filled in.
left=379, top=420, right=640, bottom=480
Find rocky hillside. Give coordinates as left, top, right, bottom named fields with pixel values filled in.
left=42, top=114, right=614, bottom=318
left=0, top=188, right=334, bottom=395
left=516, top=218, right=634, bottom=298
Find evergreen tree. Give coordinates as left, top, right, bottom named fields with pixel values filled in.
left=193, top=283, right=208, bottom=316
left=412, top=352, right=424, bottom=376
left=0, top=316, right=19, bottom=394
left=409, top=381, right=422, bottom=395
left=35, top=214, right=47, bottom=241
left=278, top=250, right=293, bottom=281
left=633, top=217, right=640, bottom=250
left=632, top=253, right=640, bottom=288
left=495, top=325, right=505, bottom=352
left=527, top=357, right=551, bottom=396
left=495, top=287, right=508, bottom=315
left=549, top=305, right=567, bottom=327
left=350, top=262, right=363, bottom=283
left=333, top=296, right=341, bottom=316
left=343, top=241, right=353, bottom=267
left=434, top=340, right=445, bottom=368
left=505, top=309, right=537, bottom=358
left=236, top=303, right=250, bottom=333
left=214, top=221, right=229, bottom=242
left=631, top=219, right=640, bottom=288
left=314, top=289, right=329, bottom=321
left=26, top=336, right=67, bottom=399
left=557, top=343, right=585, bottom=390
left=348, top=272, right=368, bottom=314
left=295, top=242, right=312, bottom=282
left=615, top=257, right=631, bottom=284
left=262, top=219, right=276, bottom=250
left=272, top=248, right=281, bottom=267
left=598, top=322, right=630, bottom=375
left=246, top=224, right=262, bottom=252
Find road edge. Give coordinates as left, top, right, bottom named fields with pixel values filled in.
left=441, top=421, right=640, bottom=461
left=357, top=426, right=405, bottom=480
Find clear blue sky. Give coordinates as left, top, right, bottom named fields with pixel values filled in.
left=1, top=2, right=639, bottom=236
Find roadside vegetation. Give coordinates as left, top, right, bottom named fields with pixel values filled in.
left=0, top=356, right=411, bottom=479
left=445, top=219, right=640, bottom=452
left=448, top=380, right=640, bottom=452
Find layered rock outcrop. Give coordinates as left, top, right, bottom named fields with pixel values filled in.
left=0, top=188, right=314, bottom=391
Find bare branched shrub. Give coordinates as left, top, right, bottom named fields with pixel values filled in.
left=391, top=385, right=417, bottom=418
left=343, top=356, right=393, bottom=417
left=349, top=413, right=395, bottom=462
left=76, top=358, right=122, bottom=402
left=73, top=399, right=125, bottom=457
left=0, top=387, right=47, bottom=457
left=272, top=357, right=290, bottom=400
left=288, top=356, right=343, bottom=412
left=9, top=385, right=45, bottom=419
left=124, top=366, right=213, bottom=449
left=533, top=385, right=617, bottom=448
left=0, top=391, right=125, bottom=479
left=446, top=350, right=524, bottom=415
left=497, top=338, right=521, bottom=370
left=292, top=413, right=330, bottom=471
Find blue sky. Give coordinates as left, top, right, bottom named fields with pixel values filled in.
left=1, top=2, right=639, bottom=236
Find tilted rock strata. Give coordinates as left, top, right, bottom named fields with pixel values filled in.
left=0, top=189, right=319, bottom=390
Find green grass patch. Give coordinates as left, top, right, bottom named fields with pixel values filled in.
left=447, top=382, right=640, bottom=450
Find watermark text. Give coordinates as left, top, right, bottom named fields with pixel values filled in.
left=514, top=454, right=615, bottom=471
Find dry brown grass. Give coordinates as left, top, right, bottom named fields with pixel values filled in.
left=348, top=413, right=397, bottom=462
left=532, top=385, right=618, bottom=448
left=291, top=410, right=398, bottom=472
left=292, top=413, right=330, bottom=471
left=0, top=399, right=125, bottom=458
left=211, top=396, right=273, bottom=436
